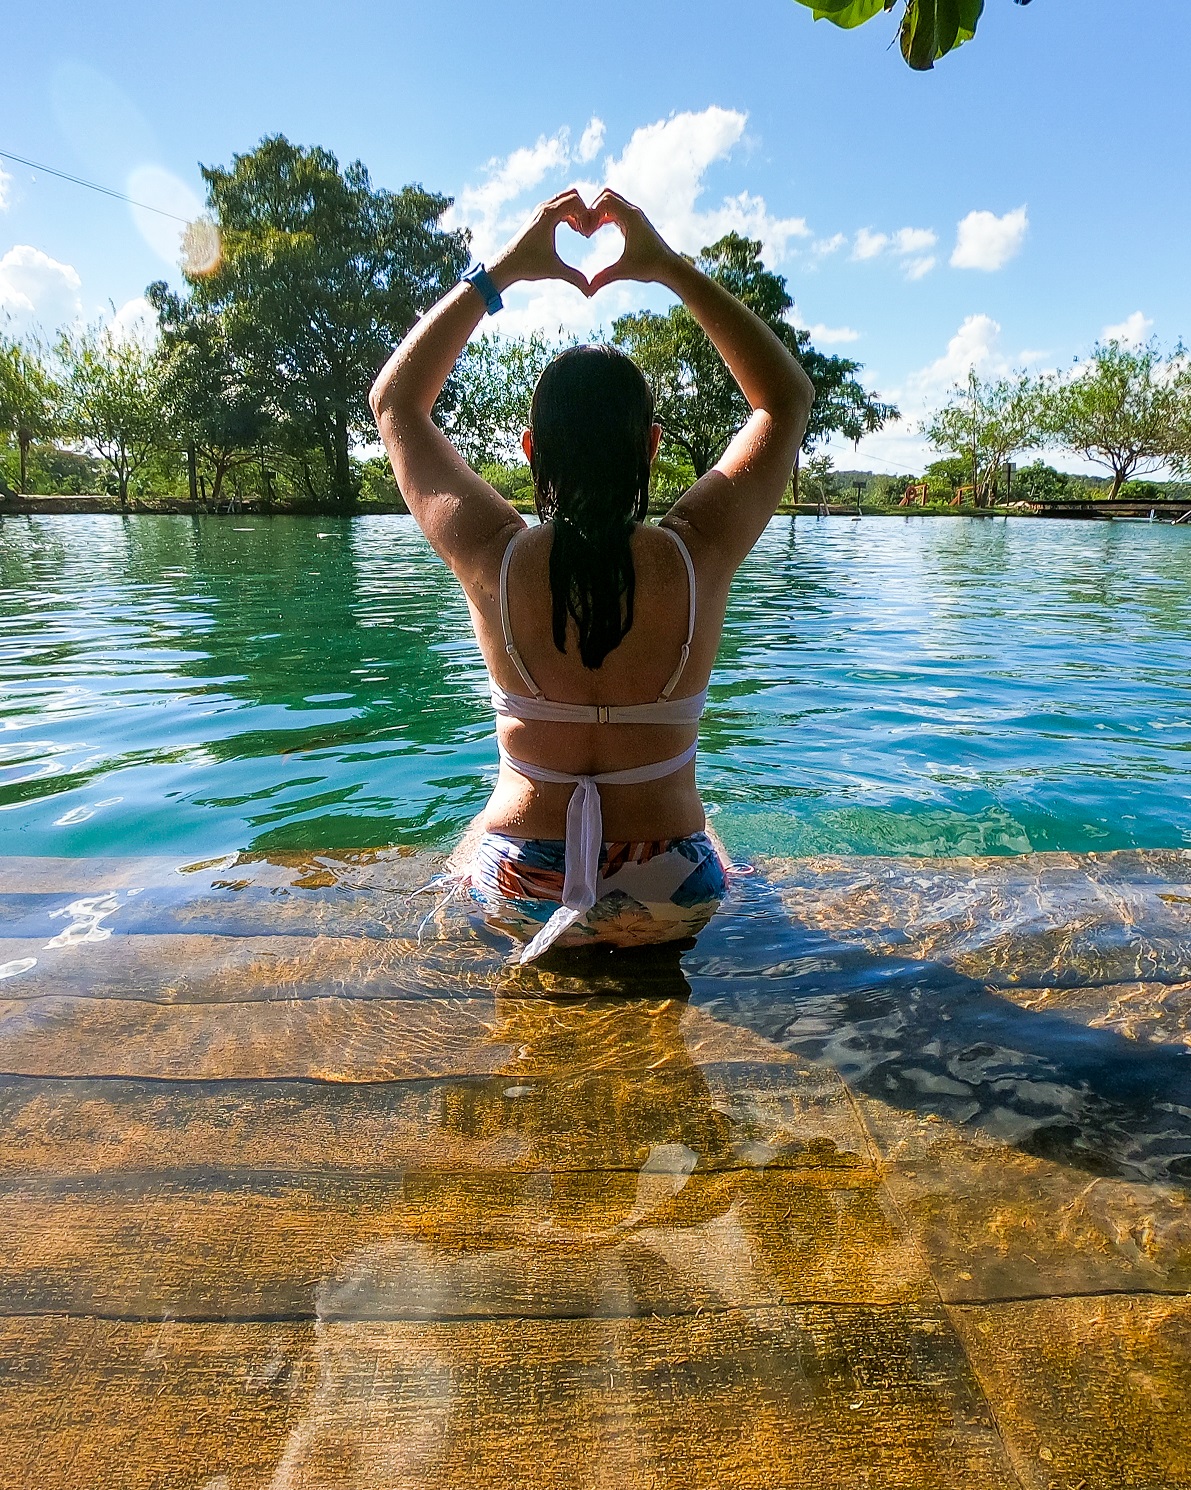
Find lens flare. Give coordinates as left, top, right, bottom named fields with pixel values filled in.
left=181, top=218, right=222, bottom=277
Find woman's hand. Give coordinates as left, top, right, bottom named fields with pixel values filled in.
left=586, top=190, right=681, bottom=294
left=488, top=190, right=593, bottom=297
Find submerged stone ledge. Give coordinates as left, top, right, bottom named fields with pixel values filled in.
left=1, top=845, right=1189, bottom=1486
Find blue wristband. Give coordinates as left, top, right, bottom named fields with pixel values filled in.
left=462, top=263, right=503, bottom=315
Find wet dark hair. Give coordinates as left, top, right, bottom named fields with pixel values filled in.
left=529, top=344, right=654, bottom=670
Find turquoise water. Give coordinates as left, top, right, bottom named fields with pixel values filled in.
left=2, top=512, right=1190, bottom=862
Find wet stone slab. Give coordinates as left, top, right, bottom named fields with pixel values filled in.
left=0, top=1162, right=930, bottom=1319
left=764, top=849, right=1191, bottom=1014
left=3, top=847, right=1191, bottom=1485
left=855, top=1101, right=1191, bottom=1302
left=949, top=1295, right=1191, bottom=1489
left=0, top=1057, right=865, bottom=1179
left=0, top=1310, right=1019, bottom=1490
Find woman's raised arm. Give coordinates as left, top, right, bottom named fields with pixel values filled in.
left=369, top=190, right=590, bottom=587
left=588, top=190, right=815, bottom=578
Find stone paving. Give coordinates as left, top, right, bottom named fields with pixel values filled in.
left=0, top=848, right=1188, bottom=1488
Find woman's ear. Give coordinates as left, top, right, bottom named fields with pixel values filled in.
left=649, top=423, right=663, bottom=462
left=521, top=429, right=534, bottom=464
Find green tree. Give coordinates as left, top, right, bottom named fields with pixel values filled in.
left=57, top=325, right=162, bottom=506
left=790, top=0, right=1031, bottom=72
left=612, top=232, right=896, bottom=479
left=0, top=335, right=60, bottom=494
left=1040, top=340, right=1191, bottom=499
left=923, top=369, right=1044, bottom=505
left=1012, top=462, right=1071, bottom=504
left=611, top=305, right=724, bottom=477
left=147, top=282, right=272, bottom=506
left=800, top=452, right=840, bottom=506
left=435, top=332, right=567, bottom=469
left=179, top=135, right=469, bottom=504
left=925, top=453, right=971, bottom=489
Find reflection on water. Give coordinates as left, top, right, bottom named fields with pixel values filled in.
left=3, top=513, right=1191, bottom=860
left=1, top=846, right=1189, bottom=1483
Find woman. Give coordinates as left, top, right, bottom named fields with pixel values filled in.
left=371, top=188, right=813, bottom=960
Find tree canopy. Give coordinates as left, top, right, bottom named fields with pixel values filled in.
left=56, top=326, right=162, bottom=506
left=147, top=282, right=272, bottom=505
left=791, top=0, right=1032, bottom=71
left=923, top=369, right=1045, bottom=504
left=435, top=332, right=567, bottom=470
left=612, top=232, right=897, bottom=478
left=178, top=135, right=470, bottom=502
left=1039, top=340, right=1191, bottom=499
left=0, top=334, right=59, bottom=494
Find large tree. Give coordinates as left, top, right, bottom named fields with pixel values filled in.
left=435, top=332, right=567, bottom=470
left=0, top=334, right=59, bottom=494
left=1040, top=340, right=1191, bottom=499
left=57, top=326, right=161, bottom=506
left=179, top=135, right=469, bottom=503
left=612, top=232, right=896, bottom=479
left=923, top=369, right=1045, bottom=505
left=147, top=282, right=272, bottom=506
left=790, top=0, right=1032, bottom=71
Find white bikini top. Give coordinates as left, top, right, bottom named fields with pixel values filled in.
left=491, top=522, right=708, bottom=725
left=486, top=522, right=708, bottom=963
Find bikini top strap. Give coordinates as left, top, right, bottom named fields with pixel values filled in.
left=498, top=527, right=542, bottom=698
left=658, top=525, right=697, bottom=700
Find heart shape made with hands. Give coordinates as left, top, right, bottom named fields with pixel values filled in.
left=554, top=218, right=625, bottom=289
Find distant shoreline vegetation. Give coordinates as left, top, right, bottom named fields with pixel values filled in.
left=6, top=463, right=1189, bottom=521
left=3, top=134, right=1189, bottom=519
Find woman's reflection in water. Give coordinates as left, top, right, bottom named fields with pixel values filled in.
left=268, top=946, right=828, bottom=1488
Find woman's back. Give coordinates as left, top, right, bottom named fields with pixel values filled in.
left=477, top=519, right=722, bottom=842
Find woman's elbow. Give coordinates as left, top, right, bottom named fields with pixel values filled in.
left=769, top=370, right=814, bottom=428
left=789, top=358, right=815, bottom=411
left=368, top=374, right=392, bottom=423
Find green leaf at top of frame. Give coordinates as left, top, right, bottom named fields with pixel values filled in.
left=900, top=0, right=985, bottom=69
left=794, top=0, right=892, bottom=31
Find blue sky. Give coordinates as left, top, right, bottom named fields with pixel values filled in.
left=2, top=0, right=1189, bottom=475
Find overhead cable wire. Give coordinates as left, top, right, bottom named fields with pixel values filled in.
left=820, top=441, right=922, bottom=477
left=0, top=148, right=195, bottom=224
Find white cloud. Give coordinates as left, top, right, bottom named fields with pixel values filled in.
left=832, top=312, right=1022, bottom=474
left=852, top=224, right=938, bottom=278
left=806, top=322, right=861, bottom=346
left=576, top=117, right=606, bottom=164
left=951, top=205, right=1028, bottom=271
left=107, top=295, right=157, bottom=348
left=604, top=108, right=810, bottom=262
left=446, top=129, right=574, bottom=258
left=0, top=245, right=83, bottom=335
left=909, top=313, right=1008, bottom=397
left=0, top=164, right=12, bottom=211
left=446, top=107, right=814, bottom=337
left=490, top=277, right=629, bottom=343
left=892, top=227, right=937, bottom=255
left=852, top=228, right=888, bottom=261
left=788, top=307, right=860, bottom=346
left=812, top=232, right=847, bottom=258
left=1102, top=310, right=1153, bottom=346
left=604, top=107, right=743, bottom=214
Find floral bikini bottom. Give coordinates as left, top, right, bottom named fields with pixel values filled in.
left=467, top=830, right=728, bottom=951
